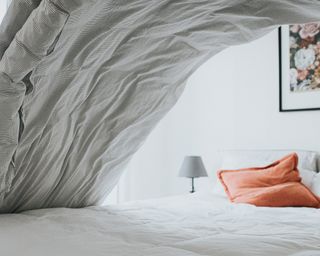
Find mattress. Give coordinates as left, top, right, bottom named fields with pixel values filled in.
left=0, top=192, right=319, bottom=256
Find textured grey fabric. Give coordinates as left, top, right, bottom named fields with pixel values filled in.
left=0, top=0, right=69, bottom=209
left=0, top=0, right=42, bottom=59
left=0, top=0, right=69, bottom=82
left=0, top=0, right=319, bottom=212
left=0, top=74, right=25, bottom=197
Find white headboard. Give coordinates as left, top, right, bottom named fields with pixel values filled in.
left=219, top=149, right=319, bottom=173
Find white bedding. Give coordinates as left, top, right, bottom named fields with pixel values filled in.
left=0, top=193, right=319, bottom=256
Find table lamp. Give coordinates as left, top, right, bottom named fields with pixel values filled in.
left=179, top=156, right=208, bottom=193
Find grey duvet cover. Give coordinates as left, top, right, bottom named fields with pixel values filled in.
left=0, top=0, right=319, bottom=212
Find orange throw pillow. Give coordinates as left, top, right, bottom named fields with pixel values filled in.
left=218, top=153, right=320, bottom=208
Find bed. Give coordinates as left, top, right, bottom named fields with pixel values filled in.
left=0, top=192, right=319, bottom=256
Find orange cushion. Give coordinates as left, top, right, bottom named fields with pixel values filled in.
left=218, top=153, right=320, bottom=208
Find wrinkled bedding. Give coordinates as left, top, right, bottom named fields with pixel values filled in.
left=0, top=193, right=319, bottom=256
left=0, top=0, right=320, bottom=213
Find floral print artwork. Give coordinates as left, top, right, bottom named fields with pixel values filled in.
left=289, top=23, right=320, bottom=92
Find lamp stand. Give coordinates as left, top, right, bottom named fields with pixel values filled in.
left=190, top=177, right=195, bottom=193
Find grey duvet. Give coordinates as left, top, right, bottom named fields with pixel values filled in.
left=0, top=0, right=319, bottom=212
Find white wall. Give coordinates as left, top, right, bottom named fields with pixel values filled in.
left=110, top=28, right=320, bottom=203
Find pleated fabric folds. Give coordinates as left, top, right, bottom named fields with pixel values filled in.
left=0, top=0, right=319, bottom=212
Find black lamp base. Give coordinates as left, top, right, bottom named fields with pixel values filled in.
left=190, top=177, right=195, bottom=193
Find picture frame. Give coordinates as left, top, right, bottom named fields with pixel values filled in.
left=279, top=24, right=320, bottom=112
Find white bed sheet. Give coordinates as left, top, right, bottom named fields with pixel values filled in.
left=0, top=192, right=319, bottom=256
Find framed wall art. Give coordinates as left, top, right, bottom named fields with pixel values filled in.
left=279, top=23, right=320, bottom=112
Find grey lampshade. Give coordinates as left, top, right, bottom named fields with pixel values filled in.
left=179, top=156, right=208, bottom=178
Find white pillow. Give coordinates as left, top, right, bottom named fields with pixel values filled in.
left=299, top=169, right=316, bottom=189
left=300, top=170, right=320, bottom=197
left=220, top=150, right=318, bottom=172
left=310, top=173, right=320, bottom=197
left=212, top=177, right=227, bottom=196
